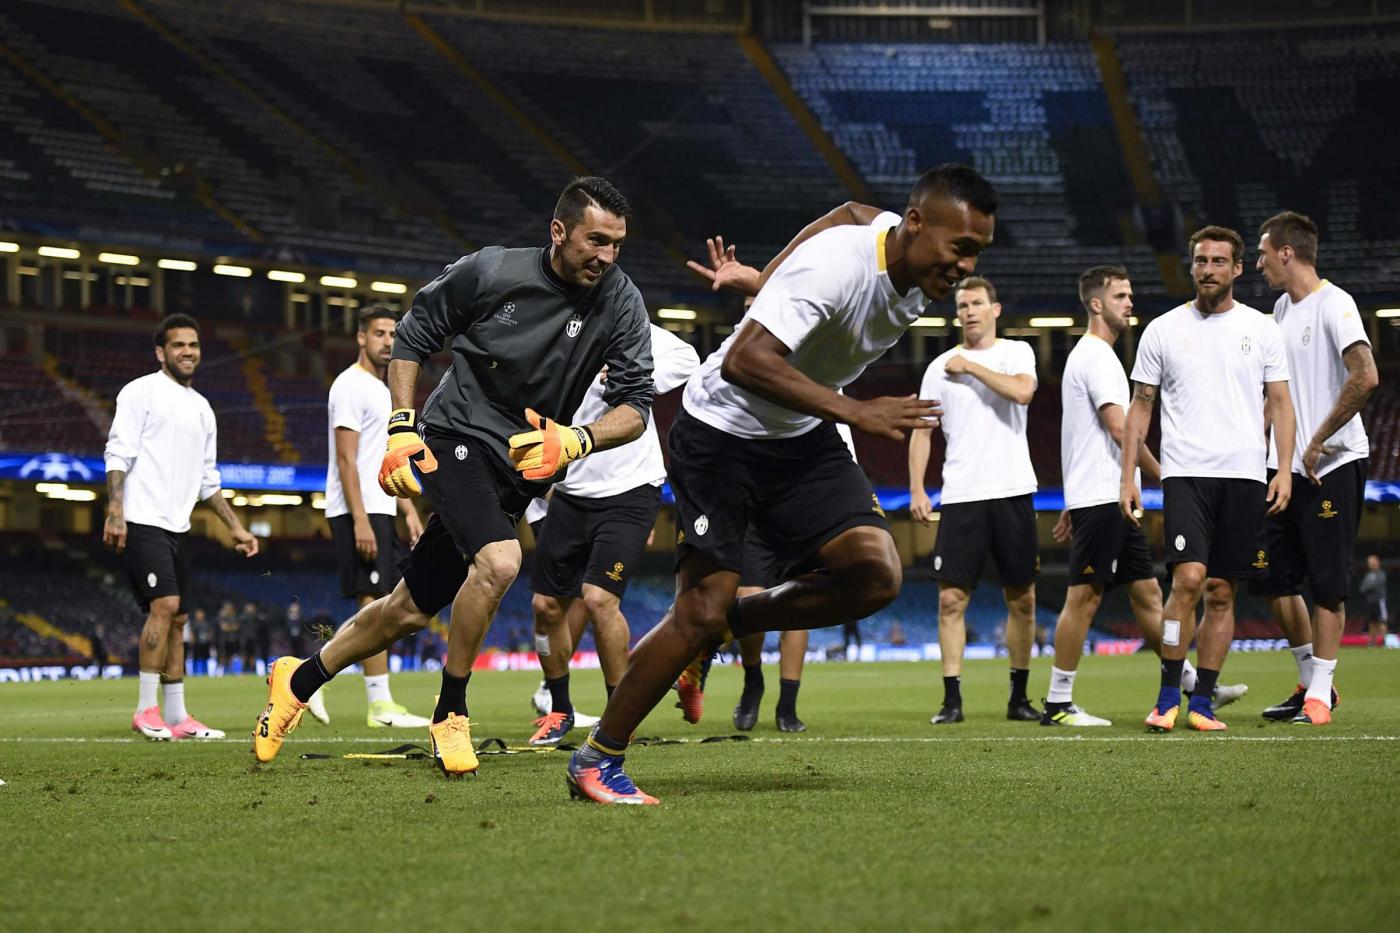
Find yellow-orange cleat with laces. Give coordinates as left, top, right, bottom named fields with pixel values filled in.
left=428, top=713, right=480, bottom=776
left=252, top=657, right=307, bottom=763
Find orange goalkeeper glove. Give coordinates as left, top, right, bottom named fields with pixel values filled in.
left=378, top=409, right=438, bottom=497
left=508, top=408, right=594, bottom=480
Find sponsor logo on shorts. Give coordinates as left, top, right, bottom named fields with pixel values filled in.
left=694, top=516, right=709, bottom=536
left=1174, top=534, right=1186, bottom=552
left=370, top=570, right=380, bottom=585
left=1241, top=336, right=1251, bottom=355
left=1082, top=565, right=1095, bottom=575
left=566, top=315, right=583, bottom=338
left=934, top=556, right=943, bottom=571
left=1111, top=559, right=1119, bottom=574
left=676, top=530, right=685, bottom=545
left=1253, top=549, right=1269, bottom=569
left=870, top=494, right=886, bottom=518
left=455, top=445, right=468, bottom=460
left=146, top=572, right=157, bottom=588
left=605, top=561, right=624, bottom=583
left=494, top=302, right=517, bottom=326
left=1302, top=326, right=1312, bottom=346
left=1318, top=499, right=1338, bottom=519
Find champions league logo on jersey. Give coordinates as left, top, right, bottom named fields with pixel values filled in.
left=494, top=302, right=517, bottom=327
left=566, top=315, right=582, bottom=338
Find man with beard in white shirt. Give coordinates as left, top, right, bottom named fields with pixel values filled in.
left=1123, top=226, right=1296, bottom=733
left=1251, top=211, right=1378, bottom=726
left=910, top=277, right=1040, bottom=725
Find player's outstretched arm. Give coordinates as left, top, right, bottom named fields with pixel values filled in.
left=1120, top=383, right=1155, bottom=526
left=1302, top=342, right=1378, bottom=483
left=1265, top=380, right=1296, bottom=513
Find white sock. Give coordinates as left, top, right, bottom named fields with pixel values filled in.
left=364, top=674, right=393, bottom=705
left=1047, top=666, right=1077, bottom=703
left=1306, top=657, right=1337, bottom=706
left=1292, top=643, right=1315, bottom=687
left=1181, top=659, right=1198, bottom=694
left=138, top=671, right=160, bottom=712
left=163, top=681, right=187, bottom=724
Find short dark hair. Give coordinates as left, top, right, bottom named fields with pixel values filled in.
left=955, top=275, right=997, bottom=305
left=1189, top=225, right=1244, bottom=264
left=1078, top=264, right=1130, bottom=311
left=1259, top=211, right=1319, bottom=265
left=153, top=313, right=199, bottom=348
left=554, top=176, right=631, bottom=229
left=908, top=163, right=999, bottom=217
left=357, top=305, right=400, bottom=331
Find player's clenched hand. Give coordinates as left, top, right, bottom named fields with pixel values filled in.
left=232, top=526, right=259, bottom=558
left=909, top=487, right=936, bottom=526
left=1120, top=483, right=1143, bottom=527
left=1052, top=509, right=1072, bottom=543
left=1266, top=469, right=1292, bottom=516
left=353, top=515, right=378, bottom=562
left=850, top=395, right=941, bottom=441
left=378, top=409, right=437, bottom=497
left=103, top=506, right=127, bottom=553
left=508, top=408, right=594, bottom=480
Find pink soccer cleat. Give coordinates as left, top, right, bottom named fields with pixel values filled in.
left=132, top=706, right=173, bottom=741
left=169, top=716, right=226, bottom=740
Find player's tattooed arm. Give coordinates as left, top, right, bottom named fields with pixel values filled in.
left=583, top=403, right=646, bottom=451
left=103, top=469, right=127, bottom=551
left=1302, top=342, right=1379, bottom=482
left=204, top=490, right=260, bottom=557
left=387, top=359, right=422, bottom=412
left=1131, top=382, right=1157, bottom=405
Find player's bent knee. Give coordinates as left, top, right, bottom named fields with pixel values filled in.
left=472, top=545, right=522, bottom=596
left=852, top=558, right=901, bottom=614
left=939, top=587, right=970, bottom=617
left=532, top=593, right=563, bottom=622
left=383, top=584, right=429, bottom=633
left=149, top=596, right=181, bottom=621
left=1172, top=563, right=1207, bottom=596
left=581, top=586, right=620, bottom=619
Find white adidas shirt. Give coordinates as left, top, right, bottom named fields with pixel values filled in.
left=1061, top=334, right=1139, bottom=509
left=683, top=211, right=924, bottom=438
left=921, top=339, right=1038, bottom=505
left=324, top=364, right=396, bottom=519
left=1266, top=280, right=1370, bottom=479
left=1131, top=301, right=1289, bottom=482
left=104, top=370, right=221, bottom=534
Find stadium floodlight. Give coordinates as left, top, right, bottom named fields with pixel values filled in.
left=158, top=258, right=198, bottom=271
left=37, top=245, right=80, bottom=259
left=1377, top=308, right=1400, bottom=318
left=911, top=316, right=948, bottom=328
left=98, top=252, right=140, bottom=266
left=657, top=308, right=697, bottom=321
left=1029, top=316, right=1075, bottom=328
left=267, top=270, right=306, bottom=283
left=370, top=281, right=407, bottom=294
left=320, top=275, right=357, bottom=289
left=34, top=483, right=69, bottom=494
left=311, top=494, right=327, bottom=510
left=290, top=293, right=309, bottom=303
left=0, top=241, right=18, bottom=253
left=213, top=264, right=252, bottom=278
left=247, top=493, right=303, bottom=506
left=1129, top=316, right=1140, bottom=325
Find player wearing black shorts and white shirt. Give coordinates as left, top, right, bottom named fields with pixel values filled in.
left=1252, top=212, right=1378, bottom=725
left=524, top=323, right=699, bottom=746
left=1122, top=225, right=1296, bottom=733
left=315, top=307, right=430, bottom=730
left=909, top=276, right=1040, bottom=725
left=566, top=164, right=998, bottom=805
left=253, top=177, right=655, bottom=778
left=104, top=314, right=259, bottom=741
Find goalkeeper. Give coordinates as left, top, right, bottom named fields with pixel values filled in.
left=253, top=177, right=654, bottom=776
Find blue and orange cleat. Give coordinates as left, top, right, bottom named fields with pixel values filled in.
left=1186, top=696, right=1227, bottom=732
left=1292, top=697, right=1332, bottom=725
left=1145, top=687, right=1180, bottom=733
left=566, top=747, right=658, bottom=805
left=529, top=711, right=575, bottom=747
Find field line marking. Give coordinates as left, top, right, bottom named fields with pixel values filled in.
left=1, top=734, right=1398, bottom=745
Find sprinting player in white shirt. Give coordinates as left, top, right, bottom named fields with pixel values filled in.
left=1251, top=211, right=1378, bottom=726
left=566, top=164, right=997, bottom=805
left=1122, top=225, right=1296, bottom=733
left=312, top=307, right=430, bottom=730
left=909, top=277, right=1040, bottom=725
left=103, top=314, right=259, bottom=741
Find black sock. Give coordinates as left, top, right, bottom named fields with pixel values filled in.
left=289, top=652, right=332, bottom=703
left=776, top=678, right=800, bottom=715
left=545, top=674, right=573, bottom=716
left=1194, top=667, right=1220, bottom=703
left=605, top=684, right=615, bottom=700
left=742, top=662, right=764, bottom=697
left=588, top=726, right=629, bottom=756
left=1045, top=699, right=1070, bottom=712
left=1159, top=657, right=1185, bottom=690
left=943, top=675, right=962, bottom=707
left=433, top=671, right=470, bottom=723
left=1009, top=668, right=1030, bottom=703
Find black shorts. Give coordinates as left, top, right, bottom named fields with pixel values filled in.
left=1250, top=460, right=1366, bottom=606
left=399, top=432, right=550, bottom=616
left=931, top=494, right=1037, bottom=589
left=123, top=522, right=191, bottom=614
left=667, top=409, right=889, bottom=576
left=1162, top=476, right=1268, bottom=579
left=739, top=525, right=784, bottom=590
left=1067, top=502, right=1156, bottom=589
left=328, top=512, right=404, bottom=599
left=532, top=485, right=661, bottom=599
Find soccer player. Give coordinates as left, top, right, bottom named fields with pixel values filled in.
left=1251, top=211, right=1377, bottom=725
left=311, top=305, right=430, bottom=729
left=566, top=163, right=996, bottom=805
left=104, top=313, right=259, bottom=740
left=526, top=322, right=699, bottom=746
left=1122, top=225, right=1295, bottom=733
left=910, top=276, right=1040, bottom=724
left=1360, top=555, right=1388, bottom=647
left=253, top=177, right=655, bottom=776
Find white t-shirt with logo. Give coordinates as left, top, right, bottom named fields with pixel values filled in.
left=324, top=364, right=396, bottom=518
left=920, top=339, right=1038, bottom=505
left=1131, top=301, right=1289, bottom=482
left=1266, top=280, right=1371, bottom=479
left=683, top=211, right=924, bottom=438
left=1061, top=334, right=1139, bottom=509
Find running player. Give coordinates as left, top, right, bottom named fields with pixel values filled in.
left=527, top=323, right=699, bottom=746
left=566, top=164, right=996, bottom=804
left=1251, top=211, right=1377, bottom=725
left=253, top=177, right=655, bottom=776
left=311, top=305, right=430, bottom=729
left=104, top=313, right=259, bottom=740
left=910, top=276, right=1040, bottom=724
left=1123, top=225, right=1295, bottom=733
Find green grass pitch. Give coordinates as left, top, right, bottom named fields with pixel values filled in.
left=2, top=649, right=1398, bottom=931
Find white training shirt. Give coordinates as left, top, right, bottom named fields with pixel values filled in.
left=1267, top=280, right=1371, bottom=479
left=683, top=211, right=924, bottom=438
left=1131, top=301, right=1289, bottom=482
left=324, top=364, right=396, bottom=518
left=1061, top=334, right=1139, bottom=509
left=554, top=324, right=701, bottom=499
left=104, top=370, right=221, bottom=534
left=921, top=339, right=1038, bottom=505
